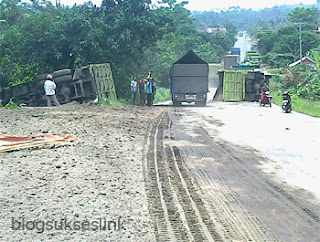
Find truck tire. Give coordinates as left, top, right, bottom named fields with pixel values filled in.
left=195, top=100, right=206, bottom=107
left=173, top=100, right=181, bottom=107
left=35, top=74, right=49, bottom=81
left=53, top=69, right=72, bottom=78
left=53, top=75, right=72, bottom=83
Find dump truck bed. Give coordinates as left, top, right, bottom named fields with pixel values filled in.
left=171, top=64, right=208, bottom=93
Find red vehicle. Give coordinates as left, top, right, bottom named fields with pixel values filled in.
left=260, top=91, right=272, bottom=107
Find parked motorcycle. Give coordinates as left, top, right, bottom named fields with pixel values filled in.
left=282, top=91, right=292, bottom=113
left=260, top=91, right=272, bottom=107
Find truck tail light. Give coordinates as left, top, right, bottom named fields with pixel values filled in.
left=200, top=94, right=206, bottom=98
left=175, top=94, right=181, bottom=98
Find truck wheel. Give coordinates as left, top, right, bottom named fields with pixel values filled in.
left=173, top=101, right=181, bottom=107
left=53, top=69, right=72, bottom=78
left=200, top=101, right=206, bottom=107
left=35, top=74, right=49, bottom=81
left=54, top=75, right=73, bottom=83
left=196, top=101, right=206, bottom=107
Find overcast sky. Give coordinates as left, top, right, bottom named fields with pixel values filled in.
left=47, top=0, right=317, bottom=11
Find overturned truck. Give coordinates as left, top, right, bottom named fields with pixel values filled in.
left=1, top=63, right=117, bottom=106
left=216, top=70, right=272, bottom=102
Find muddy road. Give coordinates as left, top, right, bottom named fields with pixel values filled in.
left=146, top=102, right=320, bottom=241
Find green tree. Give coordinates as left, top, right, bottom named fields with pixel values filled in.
left=287, top=7, right=317, bottom=29
left=0, top=0, right=236, bottom=98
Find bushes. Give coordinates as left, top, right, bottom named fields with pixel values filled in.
left=269, top=66, right=320, bottom=116
left=0, top=100, right=24, bottom=109
left=262, top=53, right=295, bottom=68
left=154, top=87, right=171, bottom=103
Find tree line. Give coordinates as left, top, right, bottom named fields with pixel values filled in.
left=0, top=0, right=236, bottom=98
left=194, top=4, right=320, bottom=101
left=254, top=7, right=320, bottom=101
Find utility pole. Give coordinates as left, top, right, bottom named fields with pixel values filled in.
left=294, top=22, right=306, bottom=65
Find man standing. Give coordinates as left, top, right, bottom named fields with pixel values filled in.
left=130, top=77, right=138, bottom=105
left=44, top=74, right=61, bottom=107
left=146, top=77, right=153, bottom=107
left=138, top=77, right=146, bottom=106
left=151, top=79, right=157, bottom=105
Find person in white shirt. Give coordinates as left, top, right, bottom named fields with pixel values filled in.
left=130, top=77, right=138, bottom=105
left=44, top=74, right=61, bottom=107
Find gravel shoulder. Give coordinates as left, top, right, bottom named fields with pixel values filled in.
left=0, top=104, right=162, bottom=241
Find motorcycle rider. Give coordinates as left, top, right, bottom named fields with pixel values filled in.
left=282, top=91, right=292, bottom=113
left=260, top=83, right=270, bottom=105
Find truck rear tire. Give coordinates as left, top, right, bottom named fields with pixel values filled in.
left=196, top=100, right=206, bottom=107
left=173, top=100, right=181, bottom=107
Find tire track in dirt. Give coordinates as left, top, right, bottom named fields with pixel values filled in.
left=144, top=111, right=222, bottom=241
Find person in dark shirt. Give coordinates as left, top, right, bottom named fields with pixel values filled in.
left=30, top=87, right=42, bottom=107
left=138, top=77, right=146, bottom=106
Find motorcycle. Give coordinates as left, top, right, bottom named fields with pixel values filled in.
left=282, top=91, right=292, bottom=113
left=260, top=91, right=272, bottom=107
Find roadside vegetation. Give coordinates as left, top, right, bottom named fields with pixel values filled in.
left=153, top=87, right=171, bottom=104
left=0, top=0, right=236, bottom=99
left=270, top=90, right=320, bottom=117
left=269, top=68, right=320, bottom=117
left=1, top=1, right=320, bottom=114
left=247, top=6, right=320, bottom=117
left=0, top=100, right=24, bottom=109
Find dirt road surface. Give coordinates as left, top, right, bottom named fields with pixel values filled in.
left=145, top=101, right=320, bottom=241
left=1, top=101, right=320, bottom=241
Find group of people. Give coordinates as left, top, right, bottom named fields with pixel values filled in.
left=38, top=72, right=157, bottom=107
left=130, top=72, right=157, bottom=107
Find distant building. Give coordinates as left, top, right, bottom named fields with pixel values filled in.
left=312, top=27, right=320, bottom=34
left=288, top=56, right=316, bottom=68
left=205, top=27, right=227, bottom=33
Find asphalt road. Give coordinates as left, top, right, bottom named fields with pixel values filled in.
left=234, top=31, right=251, bottom=63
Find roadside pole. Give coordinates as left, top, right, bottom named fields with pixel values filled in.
left=294, top=22, right=306, bottom=64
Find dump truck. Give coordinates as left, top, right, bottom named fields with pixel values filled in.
left=0, top=63, right=117, bottom=106
left=217, top=70, right=272, bottom=102
left=246, top=51, right=261, bottom=67
left=170, top=50, right=209, bottom=106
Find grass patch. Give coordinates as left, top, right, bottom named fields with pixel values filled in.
left=271, top=91, right=320, bottom=117
left=86, top=98, right=128, bottom=106
left=154, top=87, right=171, bottom=103
left=100, top=98, right=128, bottom=106
left=0, top=101, right=25, bottom=109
